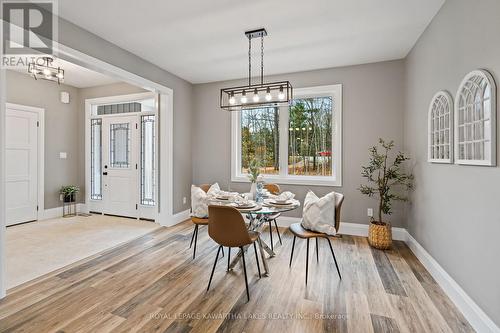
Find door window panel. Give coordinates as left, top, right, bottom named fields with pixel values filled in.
left=141, top=115, right=155, bottom=205
left=110, top=123, right=130, bottom=168
left=91, top=119, right=102, bottom=200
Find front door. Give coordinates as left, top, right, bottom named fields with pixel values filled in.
left=102, top=115, right=139, bottom=217
left=5, top=107, right=39, bottom=226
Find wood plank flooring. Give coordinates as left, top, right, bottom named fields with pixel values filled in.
left=0, top=220, right=474, bottom=333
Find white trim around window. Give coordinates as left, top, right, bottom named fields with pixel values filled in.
left=231, top=84, right=342, bottom=186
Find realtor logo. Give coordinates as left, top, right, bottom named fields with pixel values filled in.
left=2, top=0, right=56, bottom=55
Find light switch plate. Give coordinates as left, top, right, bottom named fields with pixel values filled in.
left=59, top=152, right=67, bottom=159
left=367, top=208, right=373, bottom=217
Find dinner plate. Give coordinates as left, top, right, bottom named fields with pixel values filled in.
left=270, top=200, right=292, bottom=205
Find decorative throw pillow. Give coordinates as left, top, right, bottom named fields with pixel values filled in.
left=191, top=183, right=221, bottom=218
left=191, top=185, right=209, bottom=218
left=301, top=190, right=337, bottom=236
left=207, top=182, right=220, bottom=196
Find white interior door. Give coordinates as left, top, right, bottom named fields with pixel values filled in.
left=102, top=115, right=139, bottom=217
left=5, top=107, right=38, bottom=226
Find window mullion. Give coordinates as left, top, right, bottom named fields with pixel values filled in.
left=279, top=106, right=289, bottom=177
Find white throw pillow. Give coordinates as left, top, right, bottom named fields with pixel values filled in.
left=301, top=190, right=337, bottom=236
left=191, top=185, right=209, bottom=218
left=207, top=182, right=220, bottom=196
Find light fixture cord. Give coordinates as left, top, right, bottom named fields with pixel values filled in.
left=261, top=35, right=264, bottom=85
left=248, top=35, right=252, bottom=87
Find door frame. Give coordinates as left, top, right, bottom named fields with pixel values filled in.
left=5, top=103, right=45, bottom=222
left=84, top=92, right=158, bottom=220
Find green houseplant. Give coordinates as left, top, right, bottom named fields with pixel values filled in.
left=247, top=158, right=261, bottom=199
left=359, top=139, right=413, bottom=249
left=60, top=185, right=80, bottom=203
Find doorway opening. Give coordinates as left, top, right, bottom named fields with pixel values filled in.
left=86, top=93, right=158, bottom=220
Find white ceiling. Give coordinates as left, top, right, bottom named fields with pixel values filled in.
left=59, top=0, right=444, bottom=84
left=12, top=58, right=119, bottom=88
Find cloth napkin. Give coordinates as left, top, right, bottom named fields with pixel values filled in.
left=273, top=191, right=295, bottom=201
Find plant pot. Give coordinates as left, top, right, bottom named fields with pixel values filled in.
left=63, top=193, right=75, bottom=203
left=368, top=221, right=392, bottom=250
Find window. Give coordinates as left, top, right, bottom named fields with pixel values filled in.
left=428, top=91, right=453, bottom=163
left=455, top=70, right=496, bottom=166
left=90, top=119, right=102, bottom=200
left=240, top=107, right=280, bottom=175
left=110, top=123, right=130, bottom=168
left=232, top=84, right=342, bottom=186
left=141, top=115, right=156, bottom=205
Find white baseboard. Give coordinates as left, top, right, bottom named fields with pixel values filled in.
left=276, top=216, right=407, bottom=241
left=405, top=233, right=500, bottom=333
left=168, top=209, right=191, bottom=227
left=40, top=203, right=87, bottom=220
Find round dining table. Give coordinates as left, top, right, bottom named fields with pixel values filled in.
left=208, top=195, right=300, bottom=276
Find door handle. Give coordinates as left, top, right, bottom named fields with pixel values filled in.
left=103, top=172, right=108, bottom=176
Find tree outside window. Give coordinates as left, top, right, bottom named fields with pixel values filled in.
left=288, top=97, right=333, bottom=177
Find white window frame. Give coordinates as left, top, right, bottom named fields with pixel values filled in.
left=454, top=69, right=496, bottom=166
left=231, top=84, right=342, bottom=186
left=428, top=90, right=453, bottom=163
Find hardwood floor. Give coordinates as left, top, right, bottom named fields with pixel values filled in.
left=0, top=220, right=474, bottom=333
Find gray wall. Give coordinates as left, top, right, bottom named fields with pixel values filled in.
left=58, top=18, right=194, bottom=214
left=6, top=70, right=80, bottom=209
left=193, top=60, right=406, bottom=227
left=404, top=0, right=500, bottom=326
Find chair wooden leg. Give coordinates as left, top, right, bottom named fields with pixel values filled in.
left=274, top=220, right=282, bottom=245
left=327, top=238, right=342, bottom=280
left=189, top=225, right=196, bottom=248
left=306, top=238, right=310, bottom=285
left=289, top=235, right=296, bottom=267
left=227, top=247, right=231, bottom=272
left=253, top=242, right=261, bottom=278
left=192, top=225, right=199, bottom=259
left=207, top=245, right=222, bottom=292
left=221, top=246, right=224, bottom=258
left=315, top=238, right=319, bottom=263
left=241, top=246, right=250, bottom=302
left=268, top=221, right=274, bottom=251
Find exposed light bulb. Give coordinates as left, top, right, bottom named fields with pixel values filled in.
left=56, top=72, right=64, bottom=79
left=229, top=92, right=235, bottom=105
left=278, top=86, right=285, bottom=100
left=241, top=90, right=247, bottom=104
left=265, top=87, right=272, bottom=101
left=43, top=68, right=51, bottom=76
left=253, top=89, right=259, bottom=102
left=45, top=74, right=52, bottom=80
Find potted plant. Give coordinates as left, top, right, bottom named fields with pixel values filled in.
left=247, top=158, right=262, bottom=199
left=60, top=185, right=80, bottom=203
left=359, top=139, right=413, bottom=249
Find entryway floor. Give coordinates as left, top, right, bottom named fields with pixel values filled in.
left=5, top=214, right=159, bottom=289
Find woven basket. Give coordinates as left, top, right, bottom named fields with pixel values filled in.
left=368, top=221, right=392, bottom=250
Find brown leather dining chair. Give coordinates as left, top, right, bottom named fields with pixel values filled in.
left=288, top=193, right=344, bottom=284
left=190, top=183, right=224, bottom=259
left=207, top=205, right=262, bottom=302
left=263, top=183, right=282, bottom=251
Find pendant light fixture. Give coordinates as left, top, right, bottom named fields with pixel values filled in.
left=220, top=28, right=293, bottom=111
left=27, top=57, right=64, bottom=84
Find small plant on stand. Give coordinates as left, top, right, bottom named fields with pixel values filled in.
left=60, top=185, right=80, bottom=203
left=359, top=139, right=413, bottom=249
